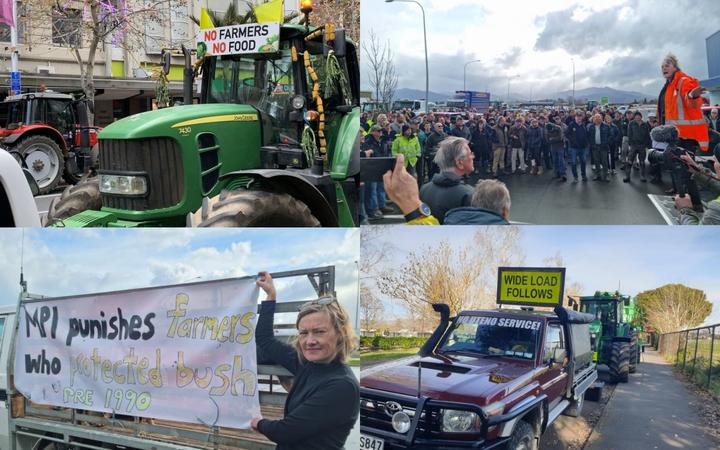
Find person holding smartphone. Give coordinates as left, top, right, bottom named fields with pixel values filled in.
left=251, top=272, right=359, bottom=450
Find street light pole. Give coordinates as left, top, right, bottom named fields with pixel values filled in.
left=463, top=59, right=482, bottom=91
left=572, top=58, right=576, bottom=108
left=386, top=0, right=429, bottom=113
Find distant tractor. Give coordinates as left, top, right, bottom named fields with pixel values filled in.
left=0, top=92, right=98, bottom=194
left=570, top=291, right=642, bottom=382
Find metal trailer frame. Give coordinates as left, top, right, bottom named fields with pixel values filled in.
left=6, top=266, right=335, bottom=450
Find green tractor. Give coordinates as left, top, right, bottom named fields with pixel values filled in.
left=46, top=11, right=360, bottom=227
left=569, top=291, right=642, bottom=383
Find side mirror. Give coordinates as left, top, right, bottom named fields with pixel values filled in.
left=161, top=49, right=172, bottom=76
left=333, top=28, right=346, bottom=57
left=23, top=168, right=39, bottom=196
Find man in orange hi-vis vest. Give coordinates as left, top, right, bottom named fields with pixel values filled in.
left=658, top=53, right=710, bottom=152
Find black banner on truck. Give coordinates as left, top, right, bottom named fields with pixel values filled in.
left=496, top=267, right=566, bottom=307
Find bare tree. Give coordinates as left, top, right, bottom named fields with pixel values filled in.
left=636, top=284, right=712, bottom=334
left=362, top=29, right=397, bottom=107
left=542, top=252, right=584, bottom=305
left=360, top=284, right=384, bottom=332
left=23, top=0, right=185, bottom=122
left=376, top=227, right=526, bottom=329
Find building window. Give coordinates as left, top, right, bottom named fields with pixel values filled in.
left=144, top=0, right=189, bottom=54
left=52, top=7, right=81, bottom=47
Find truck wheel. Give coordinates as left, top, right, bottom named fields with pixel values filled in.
left=629, top=336, right=639, bottom=373
left=193, top=190, right=321, bottom=227
left=609, top=342, right=630, bottom=383
left=563, top=395, right=584, bottom=417
left=17, top=135, right=64, bottom=194
left=44, top=176, right=101, bottom=225
left=507, top=420, right=537, bottom=450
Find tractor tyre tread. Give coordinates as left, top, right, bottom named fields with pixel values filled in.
left=194, top=189, right=321, bottom=227
left=44, top=176, right=101, bottom=225
left=609, top=341, right=630, bottom=383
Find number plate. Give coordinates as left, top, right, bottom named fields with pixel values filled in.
left=360, top=434, right=385, bottom=450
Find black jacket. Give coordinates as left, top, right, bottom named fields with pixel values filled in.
left=361, top=135, right=387, bottom=157
left=628, top=120, right=651, bottom=147
left=419, top=172, right=474, bottom=225
left=256, top=301, right=359, bottom=450
left=443, top=207, right=510, bottom=225
left=566, top=120, right=589, bottom=148
left=424, top=131, right=446, bottom=155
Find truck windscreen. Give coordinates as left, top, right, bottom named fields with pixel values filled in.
left=438, top=315, right=540, bottom=360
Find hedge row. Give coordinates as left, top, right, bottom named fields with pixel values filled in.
left=360, top=336, right=426, bottom=350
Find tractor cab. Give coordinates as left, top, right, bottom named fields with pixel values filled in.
left=570, top=291, right=641, bottom=383
left=0, top=92, right=98, bottom=194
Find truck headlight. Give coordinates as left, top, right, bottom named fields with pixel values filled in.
left=100, top=174, right=148, bottom=196
left=440, top=409, right=482, bottom=433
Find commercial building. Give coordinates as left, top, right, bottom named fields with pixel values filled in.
left=701, top=29, right=720, bottom=107
left=0, top=0, right=301, bottom=126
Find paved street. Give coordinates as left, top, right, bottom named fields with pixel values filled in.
left=585, top=349, right=719, bottom=450
left=368, top=167, right=718, bottom=225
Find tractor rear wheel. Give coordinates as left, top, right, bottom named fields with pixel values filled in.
left=629, top=335, right=639, bottom=373
left=17, top=135, right=64, bottom=194
left=44, top=176, right=101, bottom=225
left=609, top=341, right=630, bottom=383
left=193, top=189, right=321, bottom=227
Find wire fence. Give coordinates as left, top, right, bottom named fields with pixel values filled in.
left=658, top=324, right=720, bottom=397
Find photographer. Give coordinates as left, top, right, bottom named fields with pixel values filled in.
left=674, top=144, right=720, bottom=225
left=648, top=125, right=703, bottom=209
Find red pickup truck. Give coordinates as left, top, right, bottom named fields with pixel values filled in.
left=360, top=305, right=598, bottom=450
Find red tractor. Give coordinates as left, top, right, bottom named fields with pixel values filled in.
left=0, top=91, right=99, bottom=194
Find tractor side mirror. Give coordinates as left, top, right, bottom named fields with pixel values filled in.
left=624, top=298, right=630, bottom=307
left=332, top=28, right=346, bottom=57
left=161, top=49, right=172, bottom=76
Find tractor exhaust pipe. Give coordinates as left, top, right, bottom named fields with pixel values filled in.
left=182, top=45, right=193, bottom=105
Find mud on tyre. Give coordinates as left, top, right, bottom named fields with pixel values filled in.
left=193, top=189, right=321, bottom=227
left=44, top=176, right=101, bottom=225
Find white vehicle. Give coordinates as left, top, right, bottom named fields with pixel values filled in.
left=392, top=99, right=435, bottom=113
left=0, top=267, right=336, bottom=450
left=0, top=149, right=41, bottom=227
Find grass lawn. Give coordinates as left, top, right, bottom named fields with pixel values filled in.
left=361, top=348, right=419, bottom=367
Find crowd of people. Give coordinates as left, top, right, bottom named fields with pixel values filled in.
left=359, top=104, right=720, bottom=225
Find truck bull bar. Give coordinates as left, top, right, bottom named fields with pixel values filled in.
left=360, top=387, right=547, bottom=449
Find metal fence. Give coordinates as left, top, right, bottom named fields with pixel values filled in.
left=658, top=324, right=720, bottom=397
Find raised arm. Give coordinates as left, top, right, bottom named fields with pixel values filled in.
left=255, top=272, right=300, bottom=374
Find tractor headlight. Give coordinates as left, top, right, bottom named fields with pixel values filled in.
left=440, top=409, right=482, bottom=433
left=100, top=174, right=148, bottom=196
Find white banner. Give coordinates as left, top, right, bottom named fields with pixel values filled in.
left=197, top=22, right=280, bottom=56
left=14, top=278, right=261, bottom=429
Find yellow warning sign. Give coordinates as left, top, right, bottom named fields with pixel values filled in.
left=496, top=267, right=566, bottom=307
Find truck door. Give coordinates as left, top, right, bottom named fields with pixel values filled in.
left=539, top=322, right=568, bottom=410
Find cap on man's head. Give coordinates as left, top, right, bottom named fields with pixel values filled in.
left=370, top=124, right=382, bottom=132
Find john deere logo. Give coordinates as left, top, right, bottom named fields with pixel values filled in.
left=178, top=126, right=191, bottom=136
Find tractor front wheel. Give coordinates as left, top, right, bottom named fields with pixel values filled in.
left=17, top=135, right=64, bottom=194
left=193, top=189, right=321, bottom=227
left=44, top=176, right=101, bottom=225
left=609, top=341, right=630, bottom=383
left=629, top=335, right=639, bottom=373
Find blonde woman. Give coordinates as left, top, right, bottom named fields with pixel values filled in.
left=251, top=272, right=359, bottom=450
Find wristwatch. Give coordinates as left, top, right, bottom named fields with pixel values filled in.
left=404, top=203, right=432, bottom=222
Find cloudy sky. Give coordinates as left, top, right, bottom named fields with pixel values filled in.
left=0, top=229, right=359, bottom=327
left=361, top=0, right=720, bottom=99
left=363, top=226, right=720, bottom=326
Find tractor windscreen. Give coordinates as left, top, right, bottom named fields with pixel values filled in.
left=0, top=101, right=26, bottom=129
left=206, top=40, right=311, bottom=141
left=437, top=314, right=541, bottom=360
